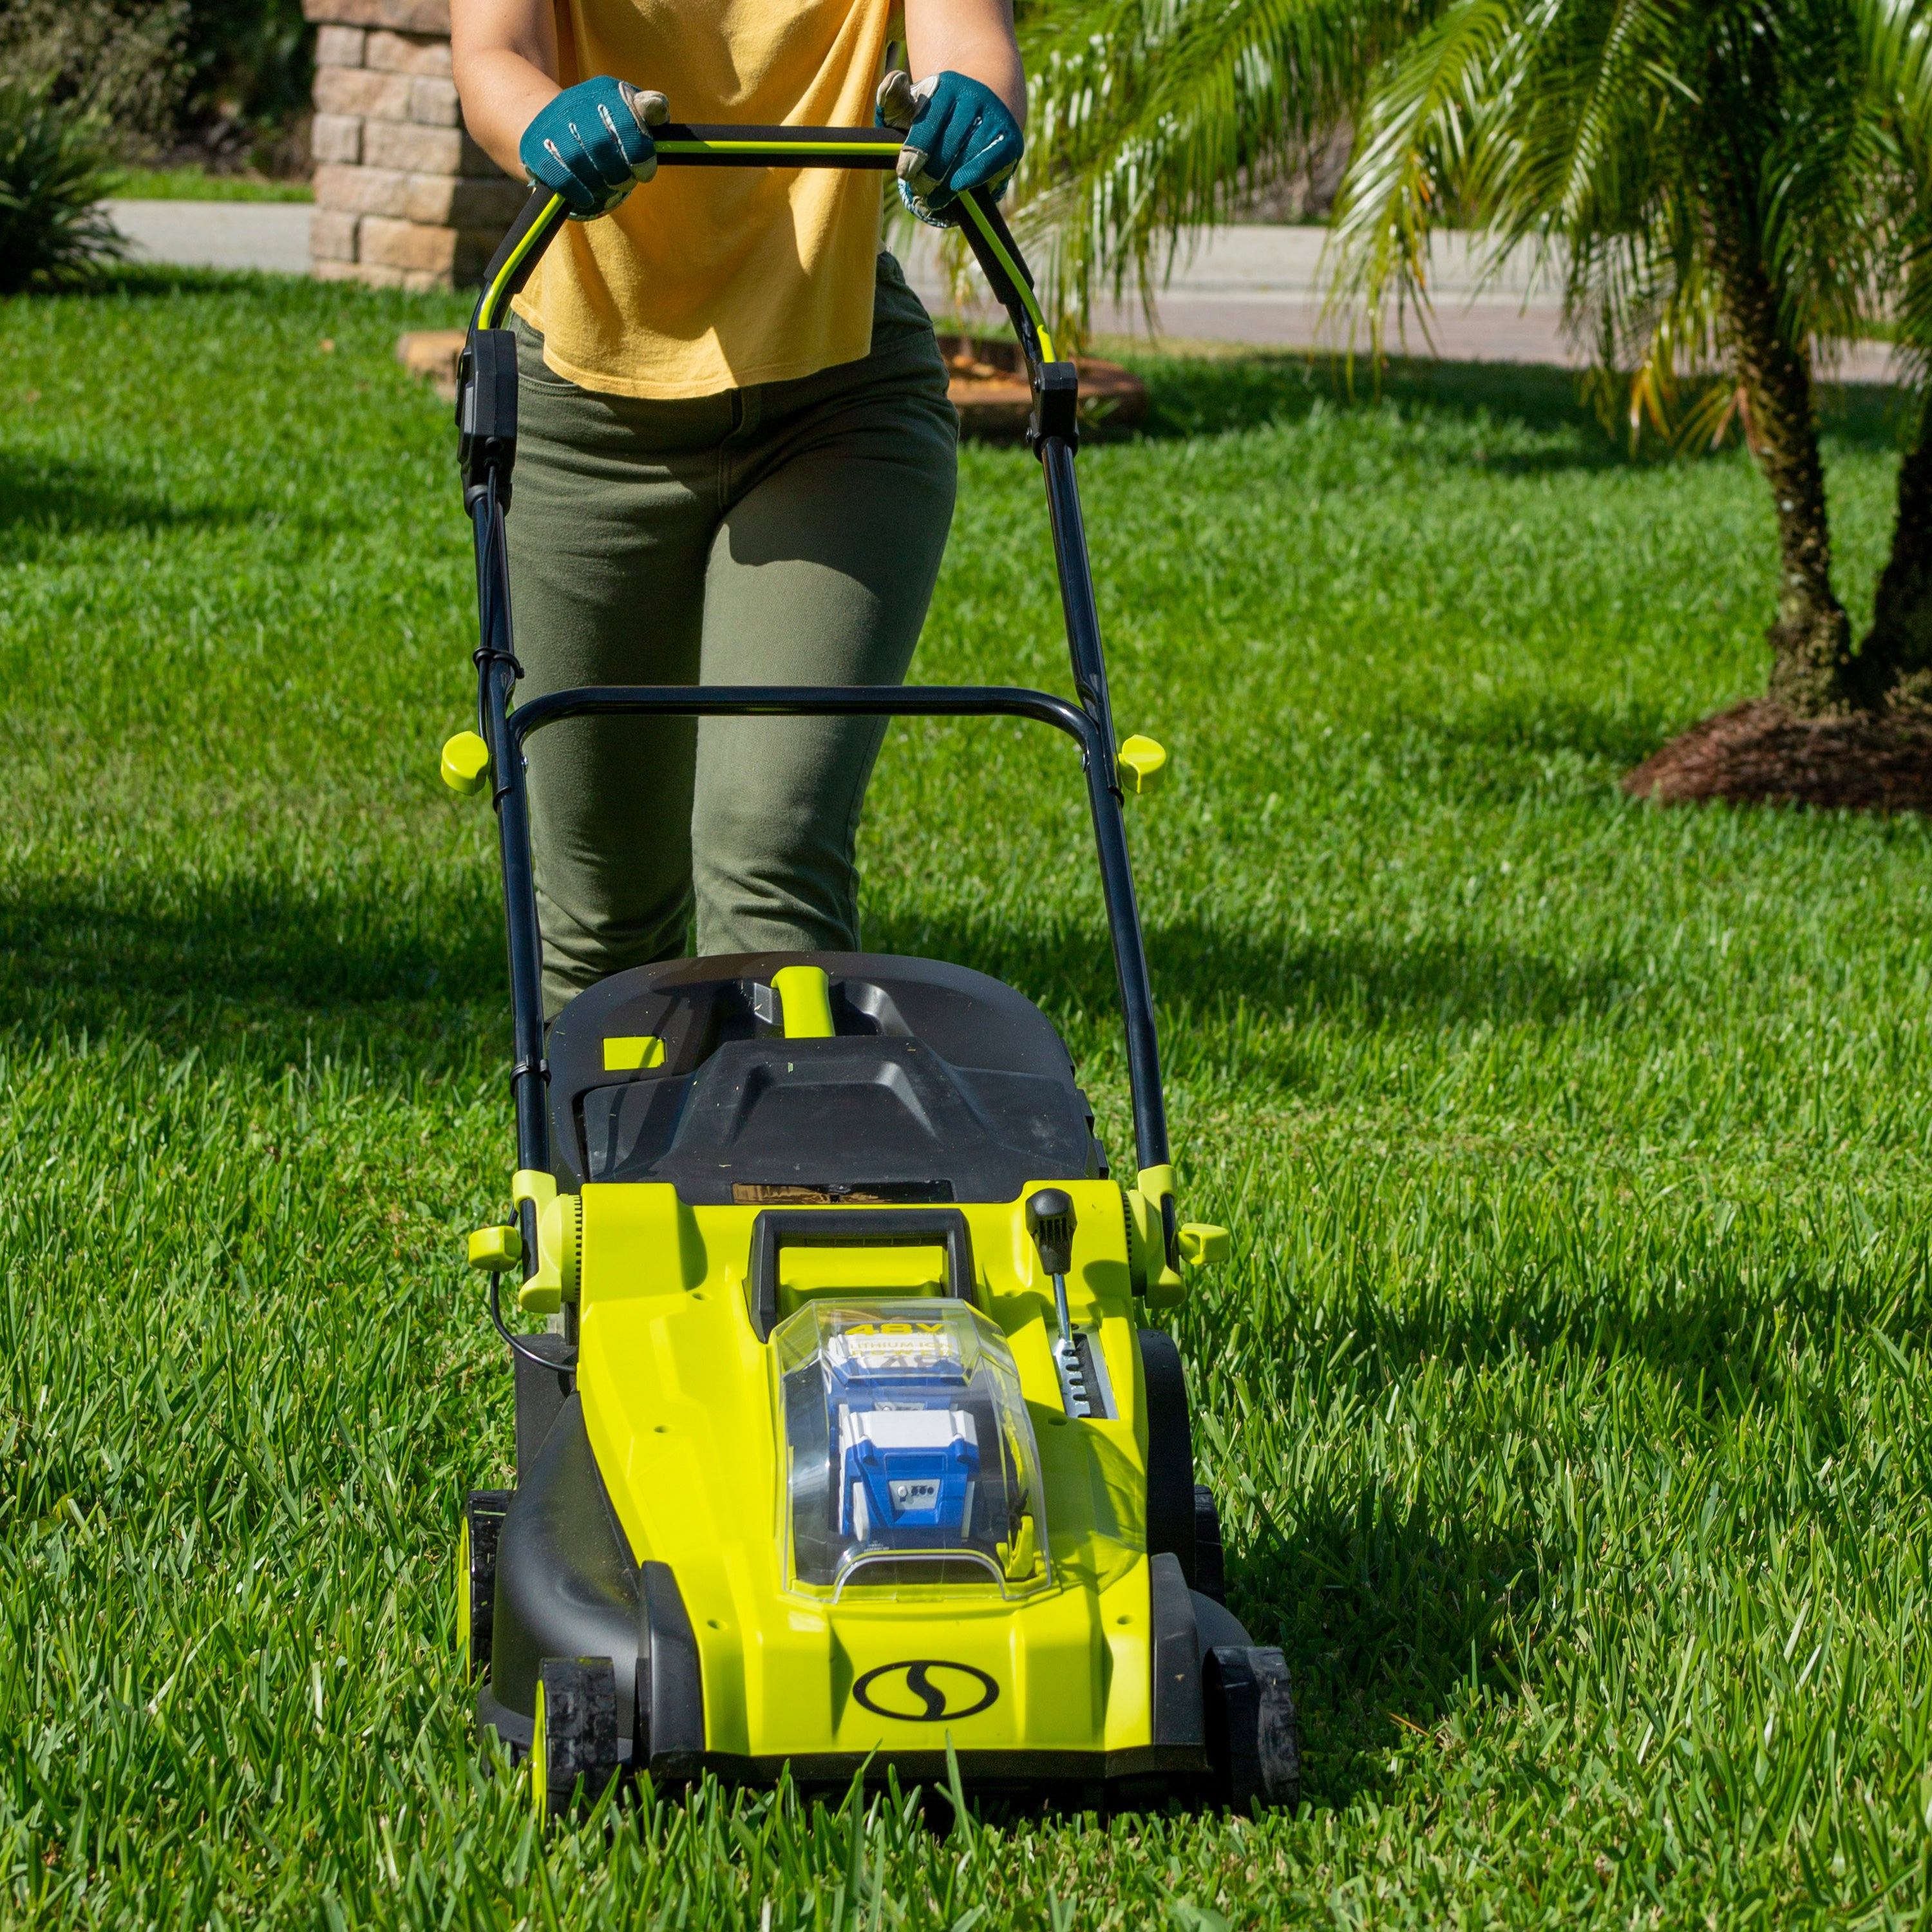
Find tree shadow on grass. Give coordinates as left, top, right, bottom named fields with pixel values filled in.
left=1119, top=346, right=1911, bottom=463
left=1384, top=691, right=1687, bottom=804
left=0, top=872, right=511, bottom=1079
left=0, top=449, right=253, bottom=543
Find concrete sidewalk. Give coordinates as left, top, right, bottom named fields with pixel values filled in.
left=104, top=199, right=313, bottom=275
left=104, top=198, right=1901, bottom=381
left=896, top=223, right=1900, bottom=380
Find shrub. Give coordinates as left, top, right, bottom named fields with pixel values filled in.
left=185, top=0, right=314, bottom=136
left=0, top=0, right=191, bottom=162
left=0, top=88, right=125, bottom=295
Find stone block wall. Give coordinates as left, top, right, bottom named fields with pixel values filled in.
left=304, top=0, right=526, bottom=288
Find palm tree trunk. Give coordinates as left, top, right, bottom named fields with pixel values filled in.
left=1852, top=394, right=1932, bottom=715
left=1705, top=147, right=1857, bottom=717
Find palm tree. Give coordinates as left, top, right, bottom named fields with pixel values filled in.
left=1325, top=0, right=1932, bottom=721
left=1857, top=0, right=1932, bottom=708
left=1021, top=0, right=1932, bottom=736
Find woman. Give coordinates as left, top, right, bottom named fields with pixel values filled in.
left=452, top=0, right=1025, bottom=1016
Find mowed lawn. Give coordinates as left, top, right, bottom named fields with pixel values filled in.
left=2, top=268, right=1930, bottom=1929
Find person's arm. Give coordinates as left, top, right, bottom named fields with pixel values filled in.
left=901, top=0, right=1025, bottom=128
left=451, top=0, right=562, bottom=182
left=453, top=0, right=663, bottom=215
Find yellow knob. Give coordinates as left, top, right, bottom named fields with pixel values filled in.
left=1117, top=735, right=1168, bottom=796
left=466, top=1225, right=522, bottom=1271
left=441, top=730, right=489, bottom=796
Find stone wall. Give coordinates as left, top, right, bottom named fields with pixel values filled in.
left=303, top=0, right=526, bottom=288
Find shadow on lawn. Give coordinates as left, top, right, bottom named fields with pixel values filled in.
left=870, top=907, right=1620, bottom=1045
left=1389, top=690, right=1684, bottom=800
left=0, top=873, right=510, bottom=1076
left=1219, top=1474, right=1531, bottom=1810
left=0, top=875, right=1613, bottom=1081
left=0, top=450, right=249, bottom=543
left=1192, top=1247, right=1932, bottom=1811
left=1123, top=346, right=1911, bottom=459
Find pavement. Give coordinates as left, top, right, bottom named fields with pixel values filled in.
left=898, top=224, right=1901, bottom=381
left=104, top=198, right=314, bottom=275
left=899, top=223, right=1582, bottom=365
left=105, top=198, right=1900, bottom=381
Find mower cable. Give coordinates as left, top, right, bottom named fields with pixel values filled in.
left=488, top=1267, right=567, bottom=1372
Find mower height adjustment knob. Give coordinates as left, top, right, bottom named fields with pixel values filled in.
left=468, top=1225, right=522, bottom=1271
left=442, top=730, right=489, bottom=797
left=1117, top=735, right=1168, bottom=796
left=1024, top=1188, right=1077, bottom=1277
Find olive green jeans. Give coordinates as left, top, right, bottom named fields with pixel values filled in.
left=506, top=252, right=958, bottom=1016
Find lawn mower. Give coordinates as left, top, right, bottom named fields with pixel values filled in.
left=442, top=109, right=1300, bottom=1821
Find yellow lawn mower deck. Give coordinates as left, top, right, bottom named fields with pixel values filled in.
left=445, top=135, right=1300, bottom=1821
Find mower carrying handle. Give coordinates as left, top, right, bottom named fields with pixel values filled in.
left=746, top=1208, right=978, bottom=1341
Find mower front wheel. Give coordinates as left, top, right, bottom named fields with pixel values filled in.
left=1204, top=1644, right=1301, bottom=1813
left=531, top=1657, right=622, bottom=1826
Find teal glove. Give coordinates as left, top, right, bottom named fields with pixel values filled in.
left=877, top=71, right=1023, bottom=228
left=519, top=77, right=668, bottom=218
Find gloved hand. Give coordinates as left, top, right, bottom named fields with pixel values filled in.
left=875, top=70, right=1023, bottom=227
left=519, top=77, right=669, bottom=218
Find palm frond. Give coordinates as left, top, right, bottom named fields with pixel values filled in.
left=1322, top=0, right=1520, bottom=351
left=1017, top=0, right=1421, bottom=337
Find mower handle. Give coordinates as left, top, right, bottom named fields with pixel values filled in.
left=469, top=124, right=1057, bottom=368
left=456, top=121, right=1168, bottom=1234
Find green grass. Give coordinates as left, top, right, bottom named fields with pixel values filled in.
left=98, top=167, right=314, bottom=203
left=3, top=266, right=1930, bottom=1928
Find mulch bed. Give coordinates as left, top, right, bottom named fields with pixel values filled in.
left=935, top=332, right=1146, bottom=441
left=1623, top=698, right=1932, bottom=812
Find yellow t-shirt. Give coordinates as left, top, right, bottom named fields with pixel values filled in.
left=513, top=0, right=898, bottom=400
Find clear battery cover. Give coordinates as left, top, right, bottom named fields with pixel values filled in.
left=772, top=1300, right=1051, bottom=1599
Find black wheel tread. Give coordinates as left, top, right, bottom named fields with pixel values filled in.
left=538, top=1656, right=621, bottom=1821
left=1205, top=1643, right=1301, bottom=1812
left=1192, top=1483, right=1226, bottom=1604
left=464, top=1488, right=512, bottom=1681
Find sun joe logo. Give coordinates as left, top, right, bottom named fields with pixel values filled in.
left=851, top=1660, right=1000, bottom=1723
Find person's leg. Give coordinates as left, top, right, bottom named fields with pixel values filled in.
left=504, top=314, right=729, bottom=1014
left=690, top=254, right=959, bottom=956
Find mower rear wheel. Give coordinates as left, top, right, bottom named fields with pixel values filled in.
left=531, top=1657, right=621, bottom=1826
left=459, top=1489, right=511, bottom=1682
left=1204, top=1644, right=1301, bottom=1812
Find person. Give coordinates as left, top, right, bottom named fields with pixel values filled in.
left=451, top=0, right=1025, bottom=1016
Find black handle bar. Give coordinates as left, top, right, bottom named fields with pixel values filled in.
left=469, top=127, right=1059, bottom=375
